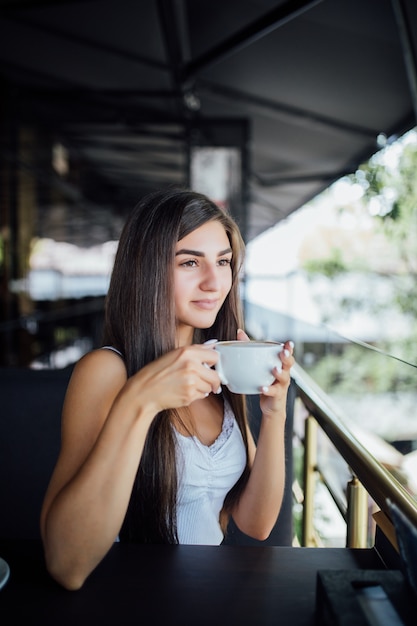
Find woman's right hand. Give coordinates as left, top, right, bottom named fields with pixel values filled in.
left=127, top=343, right=221, bottom=413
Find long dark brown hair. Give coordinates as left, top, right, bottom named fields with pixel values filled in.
left=103, top=188, right=250, bottom=543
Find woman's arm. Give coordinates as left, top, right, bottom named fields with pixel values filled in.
left=231, top=339, right=294, bottom=540
left=40, top=344, right=221, bottom=590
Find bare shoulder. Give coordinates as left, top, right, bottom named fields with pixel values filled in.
left=62, top=348, right=128, bottom=439
left=71, top=347, right=127, bottom=383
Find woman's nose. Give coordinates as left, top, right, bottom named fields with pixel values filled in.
left=200, top=264, right=219, bottom=290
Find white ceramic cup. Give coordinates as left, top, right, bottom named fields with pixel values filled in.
left=214, top=340, right=284, bottom=394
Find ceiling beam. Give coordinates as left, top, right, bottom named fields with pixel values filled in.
left=156, top=0, right=191, bottom=115
left=391, top=0, right=417, bottom=124
left=183, top=0, right=324, bottom=83
left=1, top=13, right=167, bottom=72
left=0, top=1, right=91, bottom=9
left=253, top=168, right=357, bottom=186
left=198, top=80, right=379, bottom=139
left=157, top=0, right=187, bottom=88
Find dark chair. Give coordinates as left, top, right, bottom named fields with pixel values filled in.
left=224, top=379, right=296, bottom=546
left=0, top=366, right=73, bottom=540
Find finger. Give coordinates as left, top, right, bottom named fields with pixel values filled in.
left=284, top=340, right=294, bottom=354
left=201, top=366, right=222, bottom=394
left=198, top=344, right=219, bottom=367
left=280, top=341, right=294, bottom=366
left=237, top=328, right=250, bottom=341
left=198, top=359, right=222, bottom=394
left=183, top=345, right=221, bottom=394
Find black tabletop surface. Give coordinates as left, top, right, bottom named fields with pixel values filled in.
left=0, top=540, right=386, bottom=625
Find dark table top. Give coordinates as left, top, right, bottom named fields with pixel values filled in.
left=0, top=540, right=387, bottom=625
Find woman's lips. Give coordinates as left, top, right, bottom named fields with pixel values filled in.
left=192, top=299, right=219, bottom=310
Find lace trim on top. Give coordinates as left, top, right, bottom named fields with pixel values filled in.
left=173, top=399, right=235, bottom=456
left=207, top=400, right=234, bottom=456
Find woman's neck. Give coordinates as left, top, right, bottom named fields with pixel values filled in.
left=176, top=325, right=196, bottom=347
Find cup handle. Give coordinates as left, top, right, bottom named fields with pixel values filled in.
left=214, top=353, right=228, bottom=386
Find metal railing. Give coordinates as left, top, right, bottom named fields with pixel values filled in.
left=291, top=363, right=417, bottom=551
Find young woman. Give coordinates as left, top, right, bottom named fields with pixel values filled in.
left=40, top=188, right=294, bottom=590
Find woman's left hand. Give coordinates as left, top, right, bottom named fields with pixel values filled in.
left=259, top=339, right=294, bottom=416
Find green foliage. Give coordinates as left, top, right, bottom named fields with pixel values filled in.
left=355, top=138, right=417, bottom=364
left=303, top=248, right=347, bottom=278
left=304, top=133, right=417, bottom=384
left=306, top=343, right=416, bottom=395
left=353, top=139, right=417, bottom=275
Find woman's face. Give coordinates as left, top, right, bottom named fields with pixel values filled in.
left=174, top=220, right=233, bottom=345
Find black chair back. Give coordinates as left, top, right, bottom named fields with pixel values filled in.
left=0, top=366, right=73, bottom=540
left=224, top=379, right=295, bottom=546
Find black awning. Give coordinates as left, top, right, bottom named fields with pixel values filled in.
left=0, top=0, right=416, bottom=243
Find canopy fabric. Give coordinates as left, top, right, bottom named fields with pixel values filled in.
left=0, top=0, right=416, bottom=243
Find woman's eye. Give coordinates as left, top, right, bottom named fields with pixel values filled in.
left=180, top=259, right=198, bottom=267
left=218, top=258, right=232, bottom=266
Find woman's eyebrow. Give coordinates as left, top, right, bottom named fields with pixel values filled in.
left=175, top=247, right=232, bottom=257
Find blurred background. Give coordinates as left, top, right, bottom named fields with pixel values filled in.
left=1, top=0, right=416, bottom=546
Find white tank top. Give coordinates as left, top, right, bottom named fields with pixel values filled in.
left=173, top=400, right=246, bottom=544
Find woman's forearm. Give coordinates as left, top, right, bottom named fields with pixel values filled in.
left=41, top=393, right=155, bottom=590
